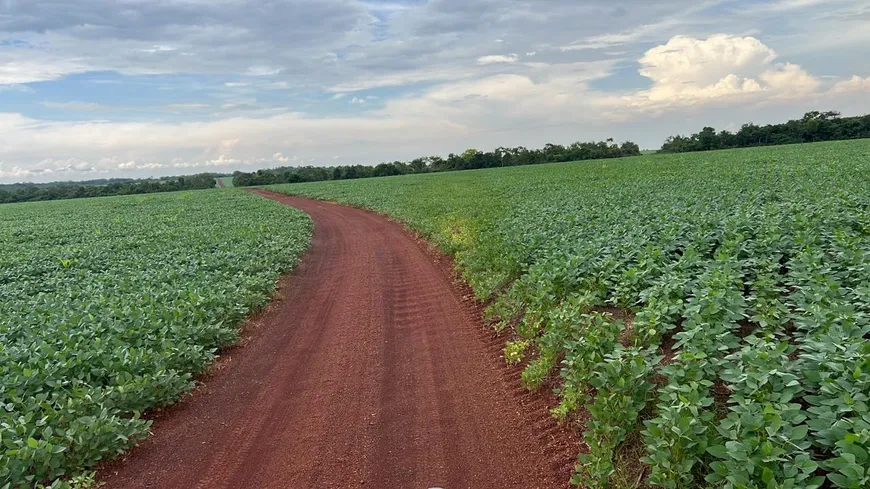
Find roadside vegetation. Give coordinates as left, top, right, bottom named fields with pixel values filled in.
left=271, top=139, right=870, bottom=488
left=0, top=190, right=311, bottom=488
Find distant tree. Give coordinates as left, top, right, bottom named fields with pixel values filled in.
left=461, top=148, right=480, bottom=162
left=408, top=158, right=427, bottom=173
left=620, top=141, right=641, bottom=155
left=698, top=127, right=717, bottom=151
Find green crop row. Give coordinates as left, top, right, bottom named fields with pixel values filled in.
left=270, top=139, right=870, bottom=488
left=0, top=190, right=311, bottom=488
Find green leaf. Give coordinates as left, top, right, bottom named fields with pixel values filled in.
left=707, top=445, right=729, bottom=459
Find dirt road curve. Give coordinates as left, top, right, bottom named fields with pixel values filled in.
left=100, top=190, right=577, bottom=489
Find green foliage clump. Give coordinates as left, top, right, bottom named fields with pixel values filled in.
left=0, top=190, right=311, bottom=487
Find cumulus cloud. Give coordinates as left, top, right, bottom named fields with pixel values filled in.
left=759, top=63, right=820, bottom=93
left=640, top=35, right=777, bottom=88
left=0, top=157, right=96, bottom=180
left=630, top=35, right=822, bottom=106
left=831, top=75, right=870, bottom=94
left=272, top=152, right=291, bottom=163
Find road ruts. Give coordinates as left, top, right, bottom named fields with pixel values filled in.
left=99, top=189, right=577, bottom=489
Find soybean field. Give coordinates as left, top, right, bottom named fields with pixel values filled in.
left=271, top=139, right=870, bottom=488
left=0, top=190, right=310, bottom=488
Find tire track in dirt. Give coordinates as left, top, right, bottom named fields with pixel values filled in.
left=99, top=189, right=578, bottom=489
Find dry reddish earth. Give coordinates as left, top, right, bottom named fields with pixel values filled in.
left=99, top=190, right=578, bottom=489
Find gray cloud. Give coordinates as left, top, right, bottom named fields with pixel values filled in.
left=0, top=0, right=869, bottom=182
left=0, top=0, right=712, bottom=90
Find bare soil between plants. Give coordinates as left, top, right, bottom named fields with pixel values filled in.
left=99, top=190, right=577, bottom=489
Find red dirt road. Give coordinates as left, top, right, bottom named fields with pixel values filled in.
left=100, top=190, right=577, bottom=489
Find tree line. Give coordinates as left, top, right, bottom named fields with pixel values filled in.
left=4, top=109, right=869, bottom=204
left=0, top=173, right=220, bottom=204
left=232, top=139, right=641, bottom=186
left=660, top=111, right=870, bottom=153
left=0, top=177, right=142, bottom=191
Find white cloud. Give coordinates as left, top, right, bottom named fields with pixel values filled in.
left=751, top=0, right=831, bottom=12
left=758, top=62, right=820, bottom=93
left=327, top=66, right=472, bottom=93
left=629, top=35, right=822, bottom=106
left=0, top=59, right=89, bottom=85
left=246, top=66, right=282, bottom=76
left=423, top=74, right=537, bottom=102
left=0, top=157, right=97, bottom=179
left=272, top=152, right=291, bottom=162
left=831, top=75, right=870, bottom=94
left=0, top=109, right=467, bottom=181
left=377, top=63, right=620, bottom=131
left=559, top=14, right=687, bottom=52
left=476, top=54, right=519, bottom=65
left=640, top=35, right=776, bottom=85
left=141, top=45, right=176, bottom=54
left=42, top=101, right=110, bottom=111
left=166, top=103, right=211, bottom=110
left=38, top=158, right=94, bottom=173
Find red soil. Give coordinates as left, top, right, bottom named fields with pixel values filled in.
left=99, top=190, right=578, bottom=489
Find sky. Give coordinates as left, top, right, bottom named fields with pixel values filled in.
left=0, top=0, right=869, bottom=183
